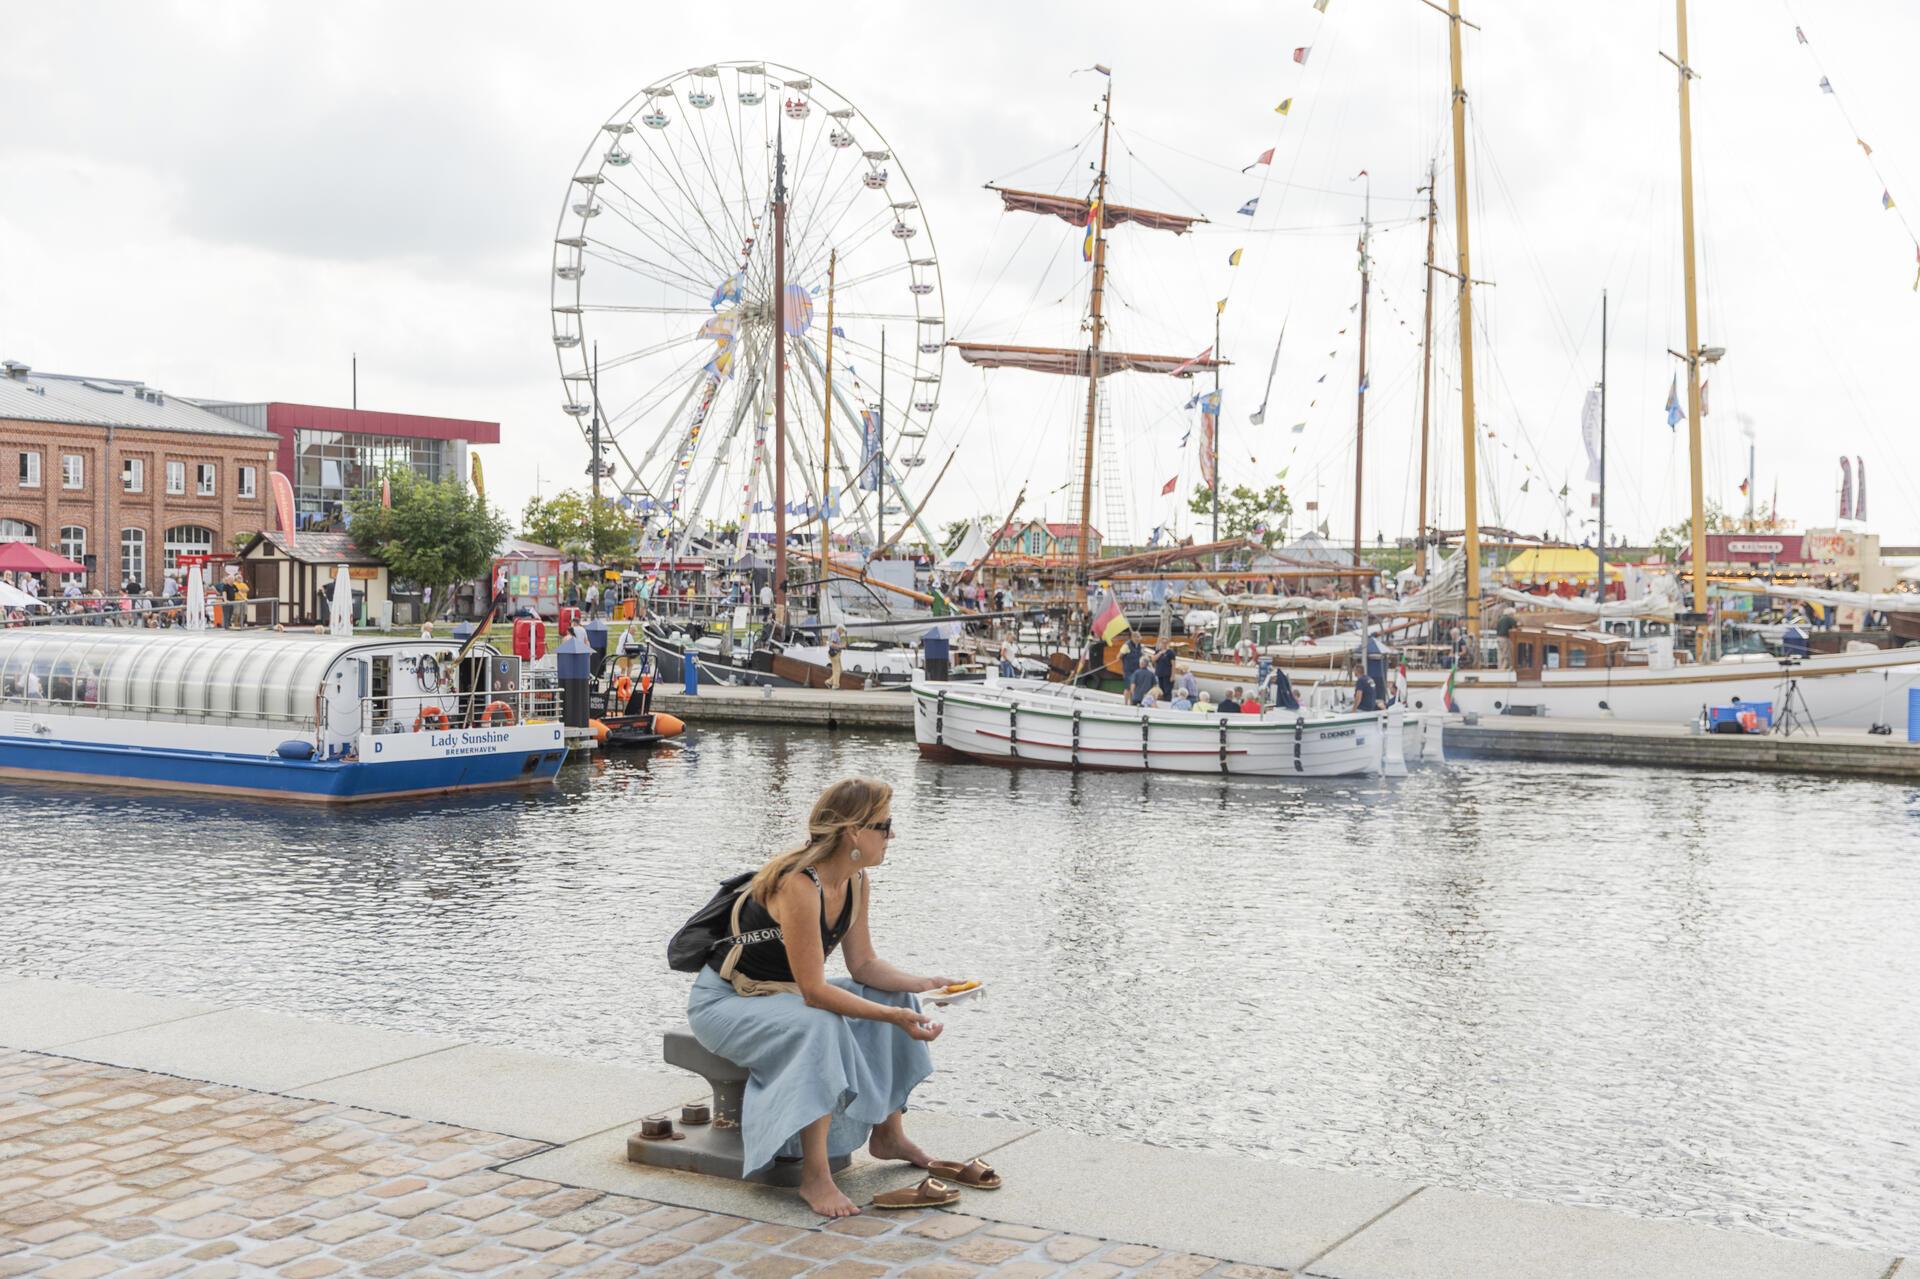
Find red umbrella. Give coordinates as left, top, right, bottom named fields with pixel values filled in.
left=0, top=542, right=87, bottom=575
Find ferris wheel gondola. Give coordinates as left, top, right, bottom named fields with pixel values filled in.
left=550, top=61, right=947, bottom=554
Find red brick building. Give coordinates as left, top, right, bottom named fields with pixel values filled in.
left=0, top=362, right=277, bottom=589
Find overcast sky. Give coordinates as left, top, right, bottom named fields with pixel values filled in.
left=4, top=0, right=1916, bottom=546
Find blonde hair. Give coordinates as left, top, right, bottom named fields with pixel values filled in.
left=748, top=777, right=893, bottom=903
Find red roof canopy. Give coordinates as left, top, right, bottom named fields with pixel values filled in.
left=0, top=543, right=85, bottom=574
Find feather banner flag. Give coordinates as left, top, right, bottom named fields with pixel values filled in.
left=269, top=469, right=296, bottom=534
left=1293, top=46, right=1311, bottom=64
left=1274, top=98, right=1292, bottom=116
left=468, top=453, right=485, bottom=501
left=1199, top=391, right=1221, bottom=489
left=1856, top=455, right=1867, bottom=521
left=1242, top=148, right=1275, bottom=173
left=1237, top=197, right=1260, bottom=216
left=1839, top=456, right=1853, bottom=520
left=1228, top=247, right=1243, bottom=266
left=1665, top=374, right=1682, bottom=429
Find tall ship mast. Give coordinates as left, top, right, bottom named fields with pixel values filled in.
left=950, top=70, right=1221, bottom=575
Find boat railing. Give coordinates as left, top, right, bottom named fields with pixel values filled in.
left=3, top=596, right=287, bottom=629
left=349, top=683, right=560, bottom=738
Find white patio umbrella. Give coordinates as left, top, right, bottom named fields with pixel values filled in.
left=183, top=563, right=207, bottom=630
left=329, top=564, right=354, bottom=636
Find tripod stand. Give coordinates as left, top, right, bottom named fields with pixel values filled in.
left=1771, top=664, right=1818, bottom=737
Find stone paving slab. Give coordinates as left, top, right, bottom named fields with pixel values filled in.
left=498, top=1108, right=1038, bottom=1229
left=1304, top=1184, right=1898, bottom=1279
left=0, top=978, right=217, bottom=1051
left=292, top=1042, right=708, bottom=1144
left=1297, top=1182, right=1896, bottom=1267
left=54, top=1006, right=459, bottom=1094
left=0, top=1049, right=1255, bottom=1279
left=944, top=1127, right=1418, bottom=1272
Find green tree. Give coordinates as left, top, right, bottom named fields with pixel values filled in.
left=1187, top=477, right=1293, bottom=548
left=519, top=489, right=636, bottom=563
left=349, top=466, right=509, bottom=614
left=1650, top=500, right=1733, bottom=558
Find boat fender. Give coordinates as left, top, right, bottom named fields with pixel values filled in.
left=276, top=739, right=315, bottom=761
left=589, top=717, right=610, bottom=744
left=482, top=701, right=516, bottom=726
left=651, top=712, right=685, bottom=737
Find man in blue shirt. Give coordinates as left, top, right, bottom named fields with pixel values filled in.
left=1126, top=664, right=1156, bottom=706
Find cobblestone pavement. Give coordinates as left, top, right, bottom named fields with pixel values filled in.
left=0, top=1051, right=1287, bottom=1279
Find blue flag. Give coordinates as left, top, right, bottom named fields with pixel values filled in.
left=1665, top=374, right=1682, bottom=429
left=1237, top=198, right=1260, bottom=216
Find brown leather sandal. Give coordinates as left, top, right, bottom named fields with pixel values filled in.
left=871, top=1176, right=961, bottom=1210
left=926, top=1157, right=1002, bottom=1190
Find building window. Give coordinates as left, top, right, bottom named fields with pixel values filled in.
left=123, top=458, right=145, bottom=493
left=163, top=524, right=216, bottom=573
left=17, top=452, right=40, bottom=488
left=292, top=429, right=453, bottom=525
left=166, top=462, right=185, bottom=495
left=121, top=528, right=146, bottom=585
left=196, top=463, right=217, bottom=497
left=0, top=518, right=35, bottom=544
left=238, top=465, right=257, bottom=498
left=61, top=454, right=84, bottom=490
left=59, top=526, right=85, bottom=583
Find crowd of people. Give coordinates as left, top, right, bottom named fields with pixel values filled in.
left=1, top=570, right=253, bottom=629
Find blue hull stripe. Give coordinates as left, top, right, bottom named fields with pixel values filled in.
left=0, top=734, right=566, bottom=802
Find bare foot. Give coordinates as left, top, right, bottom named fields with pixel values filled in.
left=799, top=1171, right=860, bottom=1219
left=868, top=1129, right=932, bottom=1167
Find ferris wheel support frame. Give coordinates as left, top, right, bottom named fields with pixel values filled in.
left=791, top=335, right=940, bottom=552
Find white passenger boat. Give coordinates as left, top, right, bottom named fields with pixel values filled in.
left=911, top=678, right=1412, bottom=778
left=0, top=629, right=567, bottom=802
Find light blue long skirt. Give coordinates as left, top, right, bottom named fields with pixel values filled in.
left=687, top=966, right=933, bottom=1176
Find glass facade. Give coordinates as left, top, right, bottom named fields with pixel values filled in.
left=292, top=430, right=454, bottom=528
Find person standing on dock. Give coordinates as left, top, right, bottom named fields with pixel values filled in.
left=827, top=625, right=847, bottom=690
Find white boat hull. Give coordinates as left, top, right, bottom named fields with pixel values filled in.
left=911, top=679, right=1386, bottom=778
left=1192, top=647, right=1920, bottom=730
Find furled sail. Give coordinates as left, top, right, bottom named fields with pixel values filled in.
left=950, top=341, right=1223, bottom=378
left=988, top=186, right=1206, bottom=235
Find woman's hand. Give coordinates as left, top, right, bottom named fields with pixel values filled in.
left=894, top=1010, right=944, bottom=1043
left=914, top=976, right=959, bottom=993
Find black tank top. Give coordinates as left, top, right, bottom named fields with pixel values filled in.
left=715, top=867, right=860, bottom=983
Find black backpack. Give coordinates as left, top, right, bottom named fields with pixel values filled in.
left=667, top=871, right=760, bottom=973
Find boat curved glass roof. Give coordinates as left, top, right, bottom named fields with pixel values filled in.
left=0, top=629, right=487, bottom=727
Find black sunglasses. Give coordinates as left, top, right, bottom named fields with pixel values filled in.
left=861, top=819, right=894, bottom=836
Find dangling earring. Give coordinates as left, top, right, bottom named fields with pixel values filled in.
left=850, top=847, right=861, bottom=863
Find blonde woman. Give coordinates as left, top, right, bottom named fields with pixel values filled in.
left=686, top=777, right=1000, bottom=1217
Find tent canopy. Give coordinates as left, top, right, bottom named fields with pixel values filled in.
left=1499, top=547, right=1627, bottom=581
left=0, top=542, right=86, bottom=574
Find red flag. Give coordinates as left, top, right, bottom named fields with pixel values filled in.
left=1169, top=346, right=1213, bottom=377
left=1161, top=475, right=1177, bottom=496
left=1293, top=46, right=1311, bottom=64
left=1241, top=147, right=1275, bottom=173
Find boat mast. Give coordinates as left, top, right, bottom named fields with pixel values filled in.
left=1597, top=289, right=1608, bottom=599
left=820, top=249, right=836, bottom=586
left=1352, top=176, right=1371, bottom=569
left=1078, top=81, right=1113, bottom=576
left=1445, top=0, right=1483, bottom=639
left=773, top=126, right=789, bottom=624
left=877, top=328, right=886, bottom=550
left=1670, top=0, right=1710, bottom=653
left=1416, top=161, right=1438, bottom=579
left=1212, top=304, right=1222, bottom=552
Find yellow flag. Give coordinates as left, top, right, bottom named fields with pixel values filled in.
left=1217, top=298, right=1228, bottom=315
left=470, top=452, right=485, bottom=499
left=1274, top=98, right=1292, bottom=116
left=1858, top=137, right=1873, bottom=156
left=1313, top=0, right=1330, bottom=10
left=1228, top=248, right=1243, bottom=266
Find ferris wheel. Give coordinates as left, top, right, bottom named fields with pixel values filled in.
left=551, top=61, right=946, bottom=556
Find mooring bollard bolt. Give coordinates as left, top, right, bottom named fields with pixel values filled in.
left=638, top=1115, right=683, bottom=1141
left=681, top=1102, right=712, bottom=1126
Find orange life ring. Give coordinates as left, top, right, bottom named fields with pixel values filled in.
left=413, top=705, right=449, bottom=732
left=614, top=675, right=634, bottom=705
left=483, top=700, right=516, bottom=726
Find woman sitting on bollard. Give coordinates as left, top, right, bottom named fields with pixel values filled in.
left=685, top=777, right=1001, bottom=1218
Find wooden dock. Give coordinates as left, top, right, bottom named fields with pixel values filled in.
left=654, top=685, right=1920, bottom=779
left=1447, top=715, right=1920, bottom=780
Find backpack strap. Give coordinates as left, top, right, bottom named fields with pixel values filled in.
left=718, top=887, right=750, bottom=981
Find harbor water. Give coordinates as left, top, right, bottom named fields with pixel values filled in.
left=3, top=726, right=1917, bottom=1256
